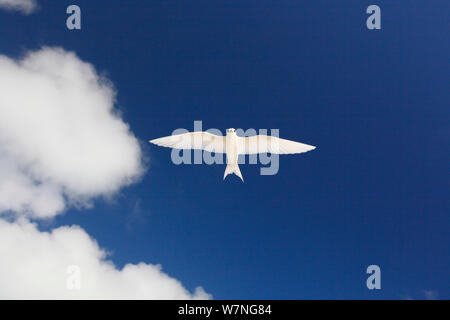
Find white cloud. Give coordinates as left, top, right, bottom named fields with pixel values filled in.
left=0, top=47, right=210, bottom=299
left=0, top=219, right=210, bottom=299
left=423, top=290, right=439, bottom=300
left=0, top=47, right=144, bottom=219
left=0, top=0, right=36, bottom=14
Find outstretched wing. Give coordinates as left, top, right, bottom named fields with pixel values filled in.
left=239, top=135, right=316, bottom=155
left=150, top=131, right=226, bottom=153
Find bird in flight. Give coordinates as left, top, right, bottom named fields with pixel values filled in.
left=149, top=128, right=316, bottom=182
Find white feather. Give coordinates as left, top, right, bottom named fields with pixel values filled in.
left=149, top=132, right=226, bottom=153
left=238, top=135, right=316, bottom=155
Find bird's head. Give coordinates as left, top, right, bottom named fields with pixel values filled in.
left=226, top=128, right=236, bottom=135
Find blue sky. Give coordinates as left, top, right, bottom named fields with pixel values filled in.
left=0, top=0, right=448, bottom=299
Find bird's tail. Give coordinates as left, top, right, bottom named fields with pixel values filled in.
left=223, top=164, right=244, bottom=182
